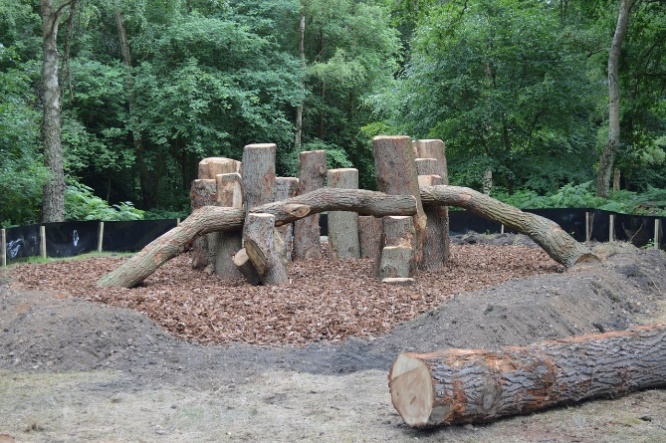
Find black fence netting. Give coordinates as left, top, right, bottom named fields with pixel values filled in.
left=102, top=219, right=177, bottom=252
left=5, top=224, right=41, bottom=263
left=45, top=221, right=99, bottom=258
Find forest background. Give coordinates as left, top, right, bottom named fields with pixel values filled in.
left=1, top=0, right=666, bottom=227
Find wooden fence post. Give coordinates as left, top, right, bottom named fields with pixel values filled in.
left=97, top=222, right=104, bottom=253
left=1, top=228, right=6, bottom=267
left=609, top=214, right=615, bottom=241
left=40, top=225, right=46, bottom=259
left=655, top=219, right=661, bottom=250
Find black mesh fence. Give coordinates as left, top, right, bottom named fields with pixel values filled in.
left=102, top=219, right=178, bottom=252
left=45, top=221, right=99, bottom=258
left=5, top=224, right=41, bottom=263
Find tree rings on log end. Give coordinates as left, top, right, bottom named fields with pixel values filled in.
left=389, top=354, right=437, bottom=427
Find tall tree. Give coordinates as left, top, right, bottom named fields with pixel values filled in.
left=40, top=0, right=76, bottom=222
left=596, top=0, right=633, bottom=197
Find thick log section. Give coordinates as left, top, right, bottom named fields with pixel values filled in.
left=241, top=143, right=276, bottom=212
left=244, top=213, right=288, bottom=285
left=327, top=168, right=360, bottom=259
left=198, top=157, right=241, bottom=180
left=413, top=139, right=448, bottom=184
left=358, top=215, right=382, bottom=259
left=376, top=216, right=415, bottom=277
left=373, top=136, right=427, bottom=266
left=275, top=177, right=299, bottom=261
left=97, top=189, right=417, bottom=288
left=214, top=173, right=243, bottom=280
left=419, top=185, right=597, bottom=268
left=416, top=174, right=448, bottom=270
left=389, top=323, right=666, bottom=427
left=232, top=248, right=260, bottom=285
left=190, top=178, right=217, bottom=269
left=378, top=245, right=412, bottom=279
left=294, top=150, right=327, bottom=260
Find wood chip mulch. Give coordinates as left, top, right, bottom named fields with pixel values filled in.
left=6, top=244, right=562, bottom=346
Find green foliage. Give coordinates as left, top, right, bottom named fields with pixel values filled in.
left=65, top=182, right=144, bottom=221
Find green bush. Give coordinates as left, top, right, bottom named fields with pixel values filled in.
left=65, top=182, right=144, bottom=221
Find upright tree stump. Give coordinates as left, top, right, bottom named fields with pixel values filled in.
left=234, top=143, right=278, bottom=284
left=416, top=157, right=449, bottom=269
left=358, top=216, right=382, bottom=259
left=376, top=216, right=416, bottom=277
left=327, top=168, right=360, bottom=259
left=244, top=213, right=288, bottom=285
left=190, top=178, right=217, bottom=269
left=414, top=139, right=448, bottom=184
left=294, top=150, right=327, bottom=260
left=373, top=136, right=427, bottom=270
left=276, top=177, right=300, bottom=261
left=214, top=173, right=243, bottom=280
left=198, top=157, right=241, bottom=180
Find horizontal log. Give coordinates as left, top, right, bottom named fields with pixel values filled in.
left=389, top=323, right=666, bottom=428
left=419, top=185, right=597, bottom=268
left=97, top=189, right=417, bottom=288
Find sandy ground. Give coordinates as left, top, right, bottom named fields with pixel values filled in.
left=1, top=237, right=666, bottom=442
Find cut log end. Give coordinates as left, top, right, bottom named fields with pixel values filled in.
left=389, top=354, right=436, bottom=428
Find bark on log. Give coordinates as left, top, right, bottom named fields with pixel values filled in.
left=294, top=150, right=327, bottom=260
left=97, top=189, right=417, bottom=288
left=244, top=213, right=288, bottom=285
left=358, top=216, right=382, bottom=259
left=327, top=168, right=360, bottom=259
left=417, top=174, right=448, bottom=270
left=241, top=144, right=276, bottom=212
left=275, top=177, right=299, bottom=261
left=232, top=248, right=260, bottom=286
left=389, top=323, right=666, bottom=428
left=378, top=246, right=412, bottom=279
left=373, top=136, right=427, bottom=266
left=214, top=173, right=243, bottom=280
left=376, top=216, right=415, bottom=277
left=190, top=178, right=217, bottom=269
left=414, top=139, right=448, bottom=184
left=419, top=185, right=597, bottom=268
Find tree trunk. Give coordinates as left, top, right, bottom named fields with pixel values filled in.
left=294, top=9, right=306, bottom=151
left=241, top=144, right=276, bottom=212
left=358, top=215, right=382, bottom=259
left=97, top=189, right=417, bottom=288
left=373, top=136, right=427, bottom=266
left=40, top=0, right=73, bottom=223
left=233, top=248, right=260, bottom=285
left=596, top=0, right=632, bottom=198
left=214, top=173, right=243, bottom=280
left=189, top=179, right=217, bottom=269
left=420, top=185, right=597, bottom=268
left=327, top=168, right=360, bottom=259
left=244, top=213, right=288, bottom=285
left=389, top=323, right=666, bottom=428
left=294, top=150, right=327, bottom=260
left=376, top=216, right=415, bottom=277
left=275, top=177, right=300, bottom=261
left=417, top=175, right=448, bottom=270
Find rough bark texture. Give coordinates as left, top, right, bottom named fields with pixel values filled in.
left=377, top=216, right=415, bottom=278
left=213, top=173, right=243, bottom=280
left=189, top=179, right=217, bottom=269
left=358, top=216, right=382, bottom=259
left=389, top=323, right=666, bottom=428
left=40, top=0, right=72, bottom=223
left=327, top=168, right=360, bottom=259
left=373, top=136, right=427, bottom=266
left=199, top=157, right=241, bottom=181
left=244, top=213, right=288, bottom=285
left=275, top=177, right=300, bottom=262
left=420, top=185, right=597, bottom=268
left=414, top=139, right=448, bottom=185
left=232, top=248, right=260, bottom=286
left=596, top=0, right=632, bottom=197
left=97, top=189, right=416, bottom=288
left=378, top=246, right=412, bottom=279
left=417, top=175, right=448, bottom=270
left=241, top=144, right=276, bottom=212
left=294, top=150, right=327, bottom=260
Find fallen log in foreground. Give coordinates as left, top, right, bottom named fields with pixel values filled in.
left=389, top=323, right=666, bottom=428
left=420, top=185, right=597, bottom=268
left=97, top=188, right=416, bottom=288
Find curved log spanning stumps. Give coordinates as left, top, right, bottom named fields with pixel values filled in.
left=419, top=185, right=597, bottom=268
left=389, top=323, right=666, bottom=427
left=97, top=189, right=417, bottom=288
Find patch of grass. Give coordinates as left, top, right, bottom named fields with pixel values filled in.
left=6, top=251, right=134, bottom=267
